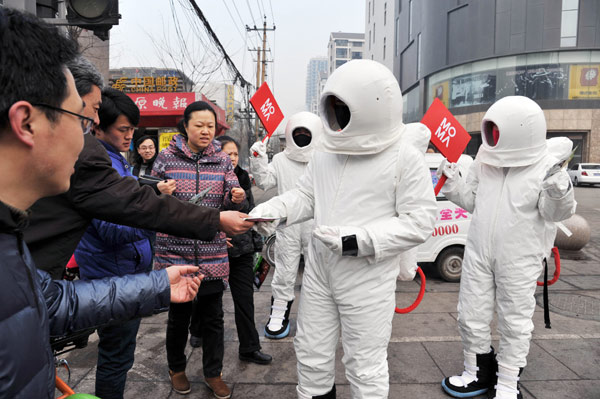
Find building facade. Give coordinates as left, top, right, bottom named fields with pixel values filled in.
left=305, top=57, right=328, bottom=113
left=368, top=0, right=600, bottom=164
left=364, top=0, right=397, bottom=71
left=328, top=32, right=365, bottom=75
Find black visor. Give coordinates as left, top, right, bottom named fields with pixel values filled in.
left=325, top=95, right=351, bottom=131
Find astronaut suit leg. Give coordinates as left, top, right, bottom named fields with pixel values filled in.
left=250, top=112, right=323, bottom=339
left=250, top=60, right=438, bottom=398
left=438, top=96, right=576, bottom=399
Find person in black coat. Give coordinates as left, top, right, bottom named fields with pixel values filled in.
left=189, top=136, right=272, bottom=365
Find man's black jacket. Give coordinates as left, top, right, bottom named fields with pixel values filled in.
left=24, top=134, right=220, bottom=279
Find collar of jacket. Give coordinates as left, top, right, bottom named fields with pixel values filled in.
left=0, top=201, right=30, bottom=234
left=172, top=133, right=222, bottom=163
left=98, top=139, right=132, bottom=170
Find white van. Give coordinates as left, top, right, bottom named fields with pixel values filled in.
left=417, top=153, right=473, bottom=282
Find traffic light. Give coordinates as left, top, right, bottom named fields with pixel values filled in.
left=66, top=0, right=120, bottom=41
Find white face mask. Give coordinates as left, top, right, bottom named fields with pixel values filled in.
left=283, top=112, right=323, bottom=163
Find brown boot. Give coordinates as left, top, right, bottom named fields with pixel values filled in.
left=205, top=375, right=231, bottom=399
left=169, top=370, right=191, bottom=395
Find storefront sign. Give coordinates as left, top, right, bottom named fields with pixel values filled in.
left=127, top=92, right=195, bottom=115
left=568, top=65, right=600, bottom=99
left=111, top=76, right=181, bottom=93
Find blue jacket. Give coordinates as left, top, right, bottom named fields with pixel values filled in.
left=75, top=140, right=154, bottom=279
left=0, top=201, right=170, bottom=398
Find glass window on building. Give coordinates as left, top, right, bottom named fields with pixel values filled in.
left=425, top=50, right=600, bottom=111
left=335, top=39, right=349, bottom=46
left=384, top=2, right=387, bottom=25
left=560, top=0, right=579, bottom=47
left=336, top=60, right=347, bottom=68
left=352, top=41, right=363, bottom=47
left=352, top=51, right=362, bottom=59
left=336, top=48, right=348, bottom=58
left=409, top=0, right=413, bottom=41
left=402, top=86, right=421, bottom=123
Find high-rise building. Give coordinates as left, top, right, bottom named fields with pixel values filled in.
left=367, top=0, right=600, bottom=164
left=328, top=32, right=365, bottom=75
left=305, top=57, right=328, bottom=113
left=364, top=0, right=396, bottom=72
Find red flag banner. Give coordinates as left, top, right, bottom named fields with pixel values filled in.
left=250, top=82, right=284, bottom=139
left=421, top=98, right=471, bottom=194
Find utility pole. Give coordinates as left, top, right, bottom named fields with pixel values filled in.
left=252, top=47, right=262, bottom=141
left=247, top=16, right=275, bottom=141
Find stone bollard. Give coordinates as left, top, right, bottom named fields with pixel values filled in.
left=554, top=214, right=591, bottom=259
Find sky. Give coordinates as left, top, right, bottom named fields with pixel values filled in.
left=110, top=0, right=366, bottom=122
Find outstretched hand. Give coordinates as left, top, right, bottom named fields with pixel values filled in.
left=165, top=266, right=204, bottom=303
left=219, top=211, right=254, bottom=236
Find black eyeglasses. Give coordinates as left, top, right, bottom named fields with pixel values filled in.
left=32, top=103, right=95, bottom=135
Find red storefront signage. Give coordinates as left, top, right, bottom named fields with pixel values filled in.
left=127, top=92, right=196, bottom=115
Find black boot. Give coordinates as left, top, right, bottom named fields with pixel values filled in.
left=313, top=384, right=336, bottom=399
left=264, top=297, right=293, bottom=339
left=442, top=347, right=497, bottom=398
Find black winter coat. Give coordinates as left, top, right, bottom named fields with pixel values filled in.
left=24, top=134, right=220, bottom=279
left=228, top=166, right=261, bottom=258
left=0, top=201, right=171, bottom=398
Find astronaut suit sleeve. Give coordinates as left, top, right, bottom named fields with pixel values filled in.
left=438, top=158, right=481, bottom=214
left=538, top=169, right=576, bottom=222
left=249, top=141, right=278, bottom=191
left=313, top=146, right=438, bottom=265
left=249, top=160, right=316, bottom=237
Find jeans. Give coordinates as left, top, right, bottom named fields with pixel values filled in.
left=167, top=291, right=224, bottom=378
left=95, top=318, right=142, bottom=399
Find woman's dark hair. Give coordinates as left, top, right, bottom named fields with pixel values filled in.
left=215, top=135, right=240, bottom=151
left=132, top=135, right=158, bottom=166
left=177, top=101, right=218, bottom=137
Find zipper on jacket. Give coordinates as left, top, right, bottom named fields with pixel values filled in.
left=16, top=229, right=42, bottom=314
left=328, top=156, right=349, bottom=224
left=489, top=168, right=507, bottom=258
left=194, top=161, right=200, bottom=266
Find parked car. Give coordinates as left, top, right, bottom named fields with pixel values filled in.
left=567, top=163, right=600, bottom=186
left=416, top=153, right=473, bottom=282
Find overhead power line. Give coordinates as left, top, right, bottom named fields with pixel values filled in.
left=187, top=0, right=251, bottom=87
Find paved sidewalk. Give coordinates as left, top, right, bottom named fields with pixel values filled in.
left=59, top=187, right=600, bottom=398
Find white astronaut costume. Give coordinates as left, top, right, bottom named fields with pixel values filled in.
left=250, top=60, right=437, bottom=399
left=250, top=112, right=323, bottom=339
left=439, top=96, right=576, bottom=399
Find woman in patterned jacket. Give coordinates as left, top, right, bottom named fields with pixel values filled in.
left=152, top=101, right=245, bottom=398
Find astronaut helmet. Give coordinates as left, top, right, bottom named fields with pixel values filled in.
left=318, top=59, right=404, bottom=155
left=283, top=111, right=323, bottom=163
left=478, top=96, right=547, bottom=167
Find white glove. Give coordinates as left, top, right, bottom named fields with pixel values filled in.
left=397, top=248, right=418, bottom=281
left=249, top=202, right=282, bottom=237
left=251, top=141, right=267, bottom=158
left=542, top=170, right=572, bottom=198
left=436, top=159, right=458, bottom=180
left=313, top=225, right=371, bottom=257
left=312, top=226, right=343, bottom=255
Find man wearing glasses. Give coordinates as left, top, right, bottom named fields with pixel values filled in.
left=0, top=8, right=206, bottom=398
